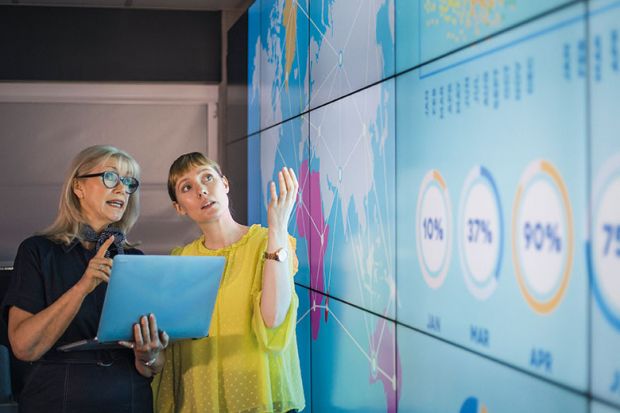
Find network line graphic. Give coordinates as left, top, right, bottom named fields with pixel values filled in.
left=306, top=0, right=393, bottom=108
left=259, top=0, right=309, bottom=129
left=258, top=0, right=399, bottom=410
left=252, top=0, right=620, bottom=410
left=261, top=91, right=400, bottom=409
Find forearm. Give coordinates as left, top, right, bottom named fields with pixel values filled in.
left=260, top=229, right=293, bottom=328
left=9, top=284, right=87, bottom=361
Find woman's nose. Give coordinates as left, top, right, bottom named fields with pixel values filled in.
left=198, top=187, right=208, bottom=196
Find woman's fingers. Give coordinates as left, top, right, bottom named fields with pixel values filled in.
left=289, top=167, right=299, bottom=193
left=133, top=323, right=144, bottom=348
left=281, top=168, right=299, bottom=211
left=87, top=257, right=113, bottom=283
left=140, top=316, right=151, bottom=345
left=85, top=260, right=110, bottom=286
left=131, top=315, right=168, bottom=358
left=281, top=168, right=293, bottom=202
left=274, top=168, right=297, bottom=202
left=93, top=259, right=113, bottom=274
left=268, top=167, right=299, bottom=222
left=98, top=257, right=114, bottom=267
left=278, top=170, right=287, bottom=204
left=95, top=236, right=115, bottom=258
left=94, top=269, right=110, bottom=283
left=118, top=340, right=134, bottom=349
left=78, top=239, right=117, bottom=294
left=96, top=273, right=110, bottom=284
left=159, top=331, right=170, bottom=349
left=148, top=314, right=159, bottom=343
left=269, top=181, right=277, bottom=206
left=130, top=315, right=167, bottom=366
left=268, top=167, right=299, bottom=229
left=286, top=168, right=298, bottom=204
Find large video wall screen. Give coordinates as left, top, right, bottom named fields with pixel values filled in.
left=247, top=0, right=620, bottom=411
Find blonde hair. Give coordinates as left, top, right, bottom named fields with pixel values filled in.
left=167, top=152, right=223, bottom=202
left=41, top=145, right=141, bottom=245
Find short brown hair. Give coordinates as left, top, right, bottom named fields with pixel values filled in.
left=167, top=152, right=223, bottom=202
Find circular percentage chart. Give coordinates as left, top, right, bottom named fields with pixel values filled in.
left=458, top=166, right=504, bottom=300
left=416, top=170, right=452, bottom=289
left=591, top=153, right=620, bottom=329
left=512, top=160, right=573, bottom=314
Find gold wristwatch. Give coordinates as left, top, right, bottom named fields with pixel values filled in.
left=263, top=247, right=288, bottom=262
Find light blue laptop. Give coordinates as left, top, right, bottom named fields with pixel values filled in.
left=58, top=255, right=225, bottom=351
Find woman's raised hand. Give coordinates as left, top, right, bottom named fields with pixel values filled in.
left=75, top=236, right=115, bottom=296
left=268, top=167, right=299, bottom=238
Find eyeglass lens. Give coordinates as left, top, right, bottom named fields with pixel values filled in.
left=102, top=171, right=139, bottom=193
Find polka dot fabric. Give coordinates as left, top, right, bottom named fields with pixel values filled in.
left=152, top=225, right=305, bottom=413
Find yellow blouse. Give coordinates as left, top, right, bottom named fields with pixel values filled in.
left=152, top=224, right=305, bottom=413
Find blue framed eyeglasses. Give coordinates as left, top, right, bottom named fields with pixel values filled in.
left=76, top=171, right=140, bottom=194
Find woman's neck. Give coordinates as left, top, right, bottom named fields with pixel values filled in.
left=82, top=214, right=110, bottom=234
left=80, top=221, right=106, bottom=250
left=199, top=216, right=248, bottom=250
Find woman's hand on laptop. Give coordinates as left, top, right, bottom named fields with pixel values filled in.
left=119, top=313, right=169, bottom=377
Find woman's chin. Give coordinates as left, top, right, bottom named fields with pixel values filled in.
left=106, top=212, right=125, bottom=224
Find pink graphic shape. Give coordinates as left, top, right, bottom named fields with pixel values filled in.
left=370, top=318, right=402, bottom=413
left=296, top=159, right=329, bottom=340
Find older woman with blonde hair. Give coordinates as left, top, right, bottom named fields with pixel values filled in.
left=2, top=145, right=168, bottom=413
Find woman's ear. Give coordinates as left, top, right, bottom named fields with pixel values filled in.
left=72, top=179, right=84, bottom=199
left=223, top=176, right=230, bottom=194
left=173, top=202, right=186, bottom=216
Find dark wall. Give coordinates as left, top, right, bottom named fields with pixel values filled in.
left=225, top=11, right=249, bottom=224
left=226, top=11, right=248, bottom=143
left=0, top=6, right=221, bottom=81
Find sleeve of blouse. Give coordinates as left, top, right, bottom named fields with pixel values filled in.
left=1, top=238, right=46, bottom=323
left=151, top=344, right=176, bottom=413
left=251, top=235, right=300, bottom=353
left=170, top=246, right=183, bottom=256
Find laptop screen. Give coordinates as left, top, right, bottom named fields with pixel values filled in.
left=97, top=255, right=225, bottom=342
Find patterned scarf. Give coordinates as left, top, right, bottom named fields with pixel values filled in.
left=80, top=225, right=125, bottom=257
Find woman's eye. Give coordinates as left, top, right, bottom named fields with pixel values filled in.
left=181, top=184, right=191, bottom=192
left=203, top=174, right=214, bottom=182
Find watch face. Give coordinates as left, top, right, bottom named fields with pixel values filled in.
left=276, top=248, right=288, bottom=262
